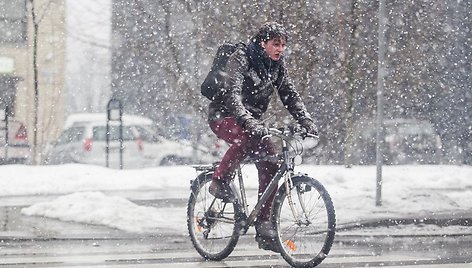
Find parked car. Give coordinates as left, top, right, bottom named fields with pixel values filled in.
left=352, top=119, right=442, bottom=165
left=63, top=113, right=154, bottom=129
left=0, top=118, right=30, bottom=164
left=132, top=124, right=214, bottom=165
left=43, top=113, right=214, bottom=168
left=43, top=120, right=145, bottom=169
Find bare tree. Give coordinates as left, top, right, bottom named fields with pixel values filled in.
left=336, top=0, right=359, bottom=167
left=28, top=0, right=41, bottom=165
left=110, top=0, right=470, bottom=164
left=28, top=0, right=66, bottom=165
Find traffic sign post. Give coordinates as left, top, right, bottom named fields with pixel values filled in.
left=106, top=99, right=123, bottom=169
left=1, top=106, right=9, bottom=163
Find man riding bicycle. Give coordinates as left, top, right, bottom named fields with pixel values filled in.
left=204, top=22, right=318, bottom=252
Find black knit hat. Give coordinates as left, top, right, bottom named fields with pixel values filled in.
left=252, top=22, right=289, bottom=44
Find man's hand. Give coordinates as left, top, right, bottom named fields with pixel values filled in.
left=244, top=118, right=269, bottom=137
left=300, top=118, right=318, bottom=136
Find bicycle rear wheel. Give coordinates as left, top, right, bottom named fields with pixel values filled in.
left=187, top=172, right=242, bottom=260
left=272, top=175, right=336, bottom=267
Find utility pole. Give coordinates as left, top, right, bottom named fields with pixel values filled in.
left=375, top=0, right=387, bottom=207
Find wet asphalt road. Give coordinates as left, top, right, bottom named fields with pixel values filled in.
left=1, top=191, right=471, bottom=267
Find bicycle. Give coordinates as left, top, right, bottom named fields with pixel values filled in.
left=187, top=127, right=336, bottom=267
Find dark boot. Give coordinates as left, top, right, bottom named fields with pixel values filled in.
left=209, top=179, right=235, bottom=202
left=255, top=220, right=280, bottom=253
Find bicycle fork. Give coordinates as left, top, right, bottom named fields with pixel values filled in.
left=280, top=137, right=311, bottom=227
left=284, top=174, right=311, bottom=226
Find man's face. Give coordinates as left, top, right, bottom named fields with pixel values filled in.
left=262, top=37, right=286, bottom=61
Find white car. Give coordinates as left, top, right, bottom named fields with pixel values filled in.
left=63, top=113, right=154, bottom=129
left=43, top=120, right=145, bottom=169
left=43, top=113, right=214, bottom=168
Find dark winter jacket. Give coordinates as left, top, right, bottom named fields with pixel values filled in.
left=208, top=41, right=312, bottom=127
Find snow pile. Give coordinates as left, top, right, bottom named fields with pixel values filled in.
left=21, top=191, right=184, bottom=233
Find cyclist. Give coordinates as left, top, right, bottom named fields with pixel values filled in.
left=206, top=21, right=317, bottom=252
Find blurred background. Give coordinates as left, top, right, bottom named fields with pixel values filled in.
left=0, top=0, right=470, bottom=167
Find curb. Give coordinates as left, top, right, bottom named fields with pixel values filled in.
left=337, top=217, right=472, bottom=232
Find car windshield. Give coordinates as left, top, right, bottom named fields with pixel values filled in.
left=92, top=126, right=136, bottom=141
left=56, top=126, right=85, bottom=145
left=392, top=123, right=435, bottom=136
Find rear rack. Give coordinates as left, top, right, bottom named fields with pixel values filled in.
left=192, top=162, right=219, bottom=172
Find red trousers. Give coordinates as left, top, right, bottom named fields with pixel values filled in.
left=209, top=117, right=278, bottom=221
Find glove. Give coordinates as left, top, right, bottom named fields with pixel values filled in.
left=243, top=118, right=269, bottom=137
left=299, top=118, right=318, bottom=136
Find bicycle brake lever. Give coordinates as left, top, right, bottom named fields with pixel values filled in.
left=261, top=134, right=272, bottom=141
left=305, top=133, right=319, bottom=139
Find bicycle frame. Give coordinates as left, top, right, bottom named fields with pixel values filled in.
left=234, top=136, right=294, bottom=228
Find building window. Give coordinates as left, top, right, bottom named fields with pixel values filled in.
left=0, top=0, right=27, bottom=44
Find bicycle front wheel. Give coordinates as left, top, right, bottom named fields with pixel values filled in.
left=272, top=175, right=336, bottom=267
left=187, top=172, right=242, bottom=261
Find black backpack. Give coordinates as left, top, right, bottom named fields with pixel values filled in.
left=201, top=42, right=246, bottom=100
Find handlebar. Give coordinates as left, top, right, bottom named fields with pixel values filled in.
left=264, top=127, right=319, bottom=140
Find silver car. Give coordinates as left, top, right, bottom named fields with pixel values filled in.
left=351, top=119, right=442, bottom=165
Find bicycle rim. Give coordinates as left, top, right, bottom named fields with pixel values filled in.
left=274, top=176, right=336, bottom=267
left=187, top=173, right=241, bottom=260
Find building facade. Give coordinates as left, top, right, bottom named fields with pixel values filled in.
left=0, top=0, right=65, bottom=163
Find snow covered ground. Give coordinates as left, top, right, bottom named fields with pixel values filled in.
left=0, top=164, right=471, bottom=236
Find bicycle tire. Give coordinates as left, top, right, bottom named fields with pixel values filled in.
left=272, top=175, right=336, bottom=267
left=187, top=172, right=242, bottom=260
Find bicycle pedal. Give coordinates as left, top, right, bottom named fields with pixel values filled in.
left=235, top=214, right=248, bottom=235
left=256, top=237, right=280, bottom=253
